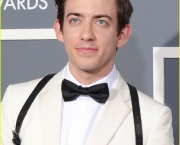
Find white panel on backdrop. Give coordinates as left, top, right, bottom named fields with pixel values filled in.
left=2, top=29, right=56, bottom=40
left=153, top=47, right=178, bottom=104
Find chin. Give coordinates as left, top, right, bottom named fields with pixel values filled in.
left=80, top=66, right=95, bottom=72
left=79, top=64, right=102, bottom=73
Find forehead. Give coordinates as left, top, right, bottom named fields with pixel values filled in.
left=64, top=0, right=117, bottom=17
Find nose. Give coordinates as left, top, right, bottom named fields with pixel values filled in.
left=80, top=22, right=95, bottom=41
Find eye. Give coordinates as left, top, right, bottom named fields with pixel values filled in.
left=70, top=18, right=79, bottom=23
left=97, top=20, right=106, bottom=25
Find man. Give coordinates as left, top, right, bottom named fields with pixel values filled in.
left=2, top=0, right=174, bottom=145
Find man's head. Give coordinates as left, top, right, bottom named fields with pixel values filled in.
left=55, top=0, right=133, bottom=35
left=54, top=0, right=133, bottom=84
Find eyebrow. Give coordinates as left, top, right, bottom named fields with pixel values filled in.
left=94, top=14, right=112, bottom=21
left=66, top=13, right=83, bottom=18
left=66, top=13, right=112, bottom=21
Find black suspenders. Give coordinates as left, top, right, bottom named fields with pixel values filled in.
left=12, top=74, right=143, bottom=145
left=128, top=84, right=143, bottom=145
left=12, top=74, right=56, bottom=145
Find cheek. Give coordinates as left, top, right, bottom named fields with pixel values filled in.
left=63, top=30, right=79, bottom=44
left=99, top=34, right=118, bottom=50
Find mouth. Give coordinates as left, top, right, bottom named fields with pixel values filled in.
left=76, top=47, right=98, bottom=53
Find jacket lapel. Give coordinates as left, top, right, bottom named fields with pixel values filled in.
left=38, top=68, right=131, bottom=145
left=39, top=68, right=65, bottom=145
left=87, top=73, right=132, bottom=145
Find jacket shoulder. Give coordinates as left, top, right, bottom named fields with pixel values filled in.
left=136, top=91, right=173, bottom=144
left=137, top=90, right=172, bottom=130
left=137, top=90, right=168, bottom=110
left=8, top=78, right=43, bottom=97
left=3, top=78, right=43, bottom=109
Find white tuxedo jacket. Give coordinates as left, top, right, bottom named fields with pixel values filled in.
left=2, top=67, right=174, bottom=145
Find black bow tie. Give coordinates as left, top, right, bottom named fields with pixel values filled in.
left=61, top=79, right=109, bottom=103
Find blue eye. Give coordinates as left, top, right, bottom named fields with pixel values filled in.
left=97, top=20, right=106, bottom=25
left=70, top=18, right=79, bottom=23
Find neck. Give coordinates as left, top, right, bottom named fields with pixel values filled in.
left=69, top=62, right=114, bottom=85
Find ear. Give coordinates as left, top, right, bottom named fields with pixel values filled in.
left=54, top=19, right=64, bottom=42
left=117, top=24, right=132, bottom=48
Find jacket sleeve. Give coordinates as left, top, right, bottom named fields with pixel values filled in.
left=146, top=106, right=174, bottom=145
left=2, top=85, right=15, bottom=145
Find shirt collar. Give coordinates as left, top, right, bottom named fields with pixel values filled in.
left=64, top=63, right=118, bottom=90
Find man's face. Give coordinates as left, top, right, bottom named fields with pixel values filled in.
left=55, top=0, right=130, bottom=76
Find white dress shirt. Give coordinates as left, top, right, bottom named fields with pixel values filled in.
left=61, top=64, right=118, bottom=145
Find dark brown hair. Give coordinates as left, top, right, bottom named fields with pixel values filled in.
left=55, top=0, right=133, bottom=35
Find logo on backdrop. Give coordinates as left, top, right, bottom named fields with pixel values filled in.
left=1, top=0, right=48, bottom=10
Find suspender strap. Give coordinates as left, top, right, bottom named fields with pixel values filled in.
left=12, top=74, right=143, bottom=145
left=128, top=83, right=143, bottom=145
left=12, top=74, right=56, bottom=145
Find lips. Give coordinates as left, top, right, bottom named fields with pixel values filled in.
left=76, top=47, right=98, bottom=53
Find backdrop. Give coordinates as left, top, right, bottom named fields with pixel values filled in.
left=2, top=0, right=178, bottom=144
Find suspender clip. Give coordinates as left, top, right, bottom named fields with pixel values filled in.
left=12, top=130, right=21, bottom=145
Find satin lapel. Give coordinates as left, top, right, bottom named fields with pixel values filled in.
left=39, top=68, right=65, bottom=145
left=39, top=83, right=62, bottom=145
left=87, top=73, right=132, bottom=145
